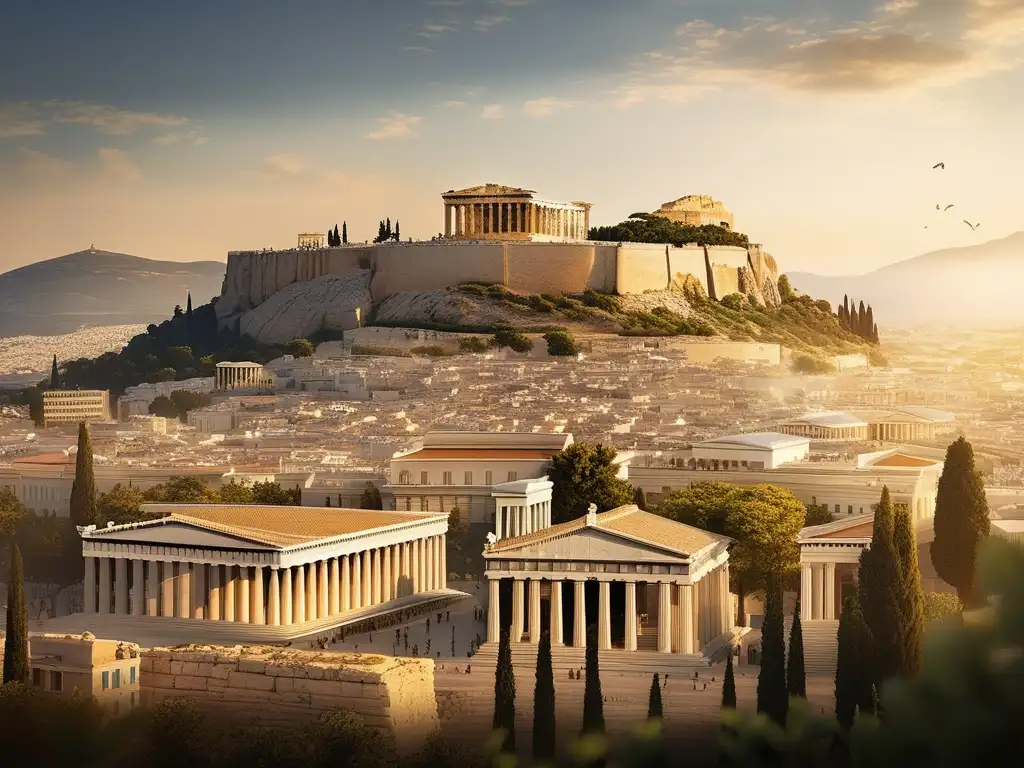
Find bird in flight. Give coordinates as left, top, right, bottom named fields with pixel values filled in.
left=936, top=204, right=940, bottom=210
left=933, top=162, right=945, bottom=170
left=963, top=220, right=981, bottom=231
left=944, top=204, right=955, bottom=211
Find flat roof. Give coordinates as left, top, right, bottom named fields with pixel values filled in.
left=394, top=448, right=560, bottom=460
left=85, top=505, right=442, bottom=549
left=696, top=432, right=811, bottom=451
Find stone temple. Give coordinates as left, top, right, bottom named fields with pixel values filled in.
left=441, top=184, right=592, bottom=241
left=653, top=195, right=735, bottom=231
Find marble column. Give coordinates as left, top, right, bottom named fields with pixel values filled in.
left=573, top=580, right=586, bottom=647
left=281, top=567, right=293, bottom=626
left=382, top=547, right=392, bottom=602
left=177, top=563, right=191, bottom=619
left=205, top=564, right=220, bottom=620
left=98, top=557, right=111, bottom=615
left=399, top=544, right=409, bottom=596
left=678, top=584, right=695, bottom=654
left=252, top=566, right=265, bottom=625
left=392, top=544, right=402, bottom=597
left=658, top=581, right=672, bottom=653
left=511, top=579, right=525, bottom=642
left=352, top=553, right=362, bottom=609
left=824, top=562, right=836, bottom=620
left=425, top=538, right=434, bottom=590
left=161, top=561, right=175, bottom=618
left=800, top=563, right=812, bottom=621
left=551, top=580, right=564, bottom=645
left=598, top=581, right=612, bottom=651
left=223, top=567, right=236, bottom=621
left=721, top=563, right=732, bottom=632
left=444, top=204, right=452, bottom=237
left=361, top=550, right=372, bottom=606
left=318, top=560, right=329, bottom=618
left=84, top=558, right=96, bottom=614
left=625, top=581, right=638, bottom=651
left=269, top=569, right=281, bottom=626
left=812, top=563, right=824, bottom=620
left=528, top=579, right=541, bottom=643
left=371, top=549, right=381, bottom=604
left=114, top=558, right=128, bottom=614
left=306, top=561, right=317, bottom=621
left=192, top=563, right=206, bottom=620
left=131, top=559, right=144, bottom=616
left=294, top=565, right=306, bottom=623
left=412, top=540, right=421, bottom=593
left=440, top=534, right=447, bottom=589
left=692, top=577, right=701, bottom=648
left=329, top=558, right=341, bottom=615
left=341, top=555, right=351, bottom=611
left=237, top=566, right=250, bottom=624
left=488, top=578, right=500, bottom=643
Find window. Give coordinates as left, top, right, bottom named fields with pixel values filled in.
left=398, top=471, right=410, bottom=485
left=112, top=669, right=121, bottom=689
left=848, top=505, right=854, bottom=515
left=834, top=504, right=840, bottom=515
left=130, top=666, right=136, bottom=685
left=485, top=471, right=493, bottom=486
left=404, top=497, right=411, bottom=511
left=102, top=671, right=109, bottom=690
left=442, top=471, right=453, bottom=485
left=507, top=471, right=518, bottom=482
left=32, top=668, right=43, bottom=687
left=420, top=471, right=428, bottom=485
left=811, top=496, right=817, bottom=505
left=464, top=471, right=473, bottom=485
left=50, top=671, right=63, bottom=692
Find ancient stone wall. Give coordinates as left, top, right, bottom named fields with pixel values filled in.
left=505, top=243, right=618, bottom=294
left=369, top=243, right=506, bottom=300
left=139, top=645, right=437, bottom=756
left=614, top=244, right=669, bottom=294
left=668, top=246, right=709, bottom=294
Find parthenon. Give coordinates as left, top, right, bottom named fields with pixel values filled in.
left=442, top=184, right=592, bottom=241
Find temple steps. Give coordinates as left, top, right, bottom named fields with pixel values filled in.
left=784, top=618, right=839, bottom=674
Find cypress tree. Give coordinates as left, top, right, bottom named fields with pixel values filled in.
left=581, top=624, right=605, bottom=735
left=633, top=486, right=648, bottom=511
left=385, top=217, right=392, bottom=240
left=69, top=421, right=97, bottom=527
left=843, top=294, right=849, bottom=326
left=2, top=544, right=29, bottom=684
left=50, top=354, right=59, bottom=388
left=893, top=503, right=925, bottom=676
left=786, top=598, right=806, bottom=698
left=858, top=486, right=903, bottom=684
left=342, top=221, right=348, bottom=244
left=932, top=437, right=990, bottom=606
left=377, top=221, right=386, bottom=243
left=532, top=631, right=556, bottom=760
left=647, top=672, right=663, bottom=719
left=835, top=594, right=874, bottom=729
left=872, top=323, right=879, bottom=344
left=756, top=579, right=788, bottom=726
left=492, top=628, right=516, bottom=753
left=865, top=305, right=875, bottom=341
left=333, top=224, right=340, bottom=245
left=394, top=220, right=401, bottom=241
left=858, top=300, right=867, bottom=337
left=722, top=651, right=737, bottom=709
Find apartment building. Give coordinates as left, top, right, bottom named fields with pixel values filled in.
left=42, top=389, right=110, bottom=427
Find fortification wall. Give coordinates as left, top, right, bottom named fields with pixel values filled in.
left=669, top=246, right=709, bottom=294
left=505, top=243, right=618, bottom=294
left=369, top=243, right=506, bottom=300
left=705, top=245, right=748, bottom=299
left=139, top=645, right=437, bottom=756
left=615, top=244, right=669, bottom=294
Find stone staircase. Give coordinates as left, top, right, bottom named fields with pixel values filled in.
left=784, top=618, right=839, bottom=674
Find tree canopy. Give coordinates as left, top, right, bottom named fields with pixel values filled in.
left=542, top=329, right=580, bottom=357
left=284, top=338, right=315, bottom=357
left=588, top=213, right=749, bottom=247
left=546, top=442, right=634, bottom=524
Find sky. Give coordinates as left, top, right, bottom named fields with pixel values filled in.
left=2, top=0, right=1023, bottom=276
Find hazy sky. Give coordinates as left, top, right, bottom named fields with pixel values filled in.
left=2, top=0, right=1023, bottom=276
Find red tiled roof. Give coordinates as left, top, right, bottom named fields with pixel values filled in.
left=13, top=453, right=73, bottom=465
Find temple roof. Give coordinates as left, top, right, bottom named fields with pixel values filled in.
left=798, top=513, right=874, bottom=543
left=486, top=504, right=729, bottom=559
left=444, top=184, right=536, bottom=198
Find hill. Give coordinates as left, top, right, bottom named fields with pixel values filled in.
left=786, top=231, right=1024, bottom=328
left=0, top=248, right=225, bottom=337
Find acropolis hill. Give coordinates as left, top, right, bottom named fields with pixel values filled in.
left=215, top=184, right=781, bottom=345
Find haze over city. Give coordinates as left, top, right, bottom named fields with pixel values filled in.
left=2, top=0, right=1023, bottom=274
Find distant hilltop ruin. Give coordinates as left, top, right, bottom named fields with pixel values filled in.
left=215, top=184, right=780, bottom=342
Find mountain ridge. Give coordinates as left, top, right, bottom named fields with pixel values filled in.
left=0, top=248, right=226, bottom=337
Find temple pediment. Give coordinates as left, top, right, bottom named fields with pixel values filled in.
left=85, top=521, right=274, bottom=551
left=444, top=184, right=535, bottom=198
left=489, top=527, right=688, bottom=564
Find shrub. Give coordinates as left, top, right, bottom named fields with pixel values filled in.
left=923, top=591, right=962, bottom=622
left=409, top=345, right=451, bottom=357
left=791, top=354, right=834, bottom=375
left=721, top=293, right=745, bottom=311
left=491, top=327, right=534, bottom=354
left=580, top=290, right=620, bottom=313
left=283, top=338, right=314, bottom=357
left=528, top=294, right=556, bottom=313
left=543, top=329, right=580, bottom=357
left=458, top=337, right=490, bottom=353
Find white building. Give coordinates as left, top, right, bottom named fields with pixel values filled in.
left=42, top=390, right=110, bottom=427
left=215, top=362, right=273, bottom=391
left=691, top=432, right=811, bottom=471
left=850, top=405, right=957, bottom=442
left=775, top=412, right=869, bottom=441
left=117, top=377, right=214, bottom=421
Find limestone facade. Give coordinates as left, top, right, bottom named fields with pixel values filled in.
left=42, top=389, right=110, bottom=427
left=441, top=184, right=591, bottom=242
left=654, top=195, right=735, bottom=231
left=215, top=361, right=272, bottom=390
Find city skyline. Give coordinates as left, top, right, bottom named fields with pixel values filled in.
left=2, top=0, right=1022, bottom=275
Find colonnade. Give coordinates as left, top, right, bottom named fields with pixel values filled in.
left=486, top=564, right=731, bottom=655
left=443, top=199, right=589, bottom=240
left=495, top=499, right=551, bottom=540
left=83, top=534, right=447, bottom=625
left=215, top=363, right=268, bottom=390
left=800, top=561, right=839, bottom=620
left=781, top=425, right=868, bottom=440
left=873, top=422, right=937, bottom=441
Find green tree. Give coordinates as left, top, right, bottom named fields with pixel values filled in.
left=360, top=483, right=384, bottom=510
left=2, top=545, right=29, bottom=684
left=50, top=354, right=60, bottom=388
left=458, top=336, right=490, bottom=353
left=218, top=481, right=254, bottom=504
left=96, top=484, right=148, bottom=525
left=0, top=487, right=25, bottom=543
left=148, top=395, right=178, bottom=419
left=777, top=274, right=795, bottom=302
left=648, top=672, right=663, bottom=719
left=756, top=580, right=788, bottom=727
left=722, top=650, right=737, bottom=709
left=834, top=593, right=875, bottom=729
left=342, top=221, right=348, bottom=244
left=446, top=506, right=469, bottom=574
left=492, top=628, right=516, bottom=754
left=633, top=486, right=648, bottom=511
left=491, top=327, right=534, bottom=354
left=547, top=442, right=633, bottom=524
left=69, top=422, right=97, bottom=527
left=858, top=485, right=903, bottom=685
left=143, top=476, right=220, bottom=504
left=588, top=214, right=748, bottom=248
left=791, top=354, right=834, bottom=375
left=581, top=624, right=605, bottom=736
left=169, top=390, right=212, bottom=421
left=932, top=436, right=990, bottom=606
left=532, top=631, right=556, bottom=761
left=923, top=591, right=961, bottom=623
left=284, top=338, right=315, bottom=358
left=787, top=598, right=806, bottom=698
left=804, top=502, right=834, bottom=526
left=893, top=502, right=925, bottom=677
left=251, top=480, right=300, bottom=505
left=543, top=329, right=580, bottom=357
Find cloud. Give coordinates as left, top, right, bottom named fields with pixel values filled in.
left=0, top=104, right=46, bottom=138
left=97, top=148, right=141, bottom=181
left=615, top=0, right=1024, bottom=105
left=403, top=45, right=434, bottom=53
left=0, top=100, right=195, bottom=140
left=522, top=96, right=574, bottom=117
left=418, top=22, right=457, bottom=38
left=479, top=104, right=505, bottom=119
left=440, top=100, right=467, bottom=107
left=262, top=153, right=307, bottom=177
left=474, top=15, right=509, bottom=31
left=490, top=0, right=532, bottom=6
left=13, top=149, right=74, bottom=179
left=153, top=130, right=208, bottom=146
left=366, top=112, right=423, bottom=140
